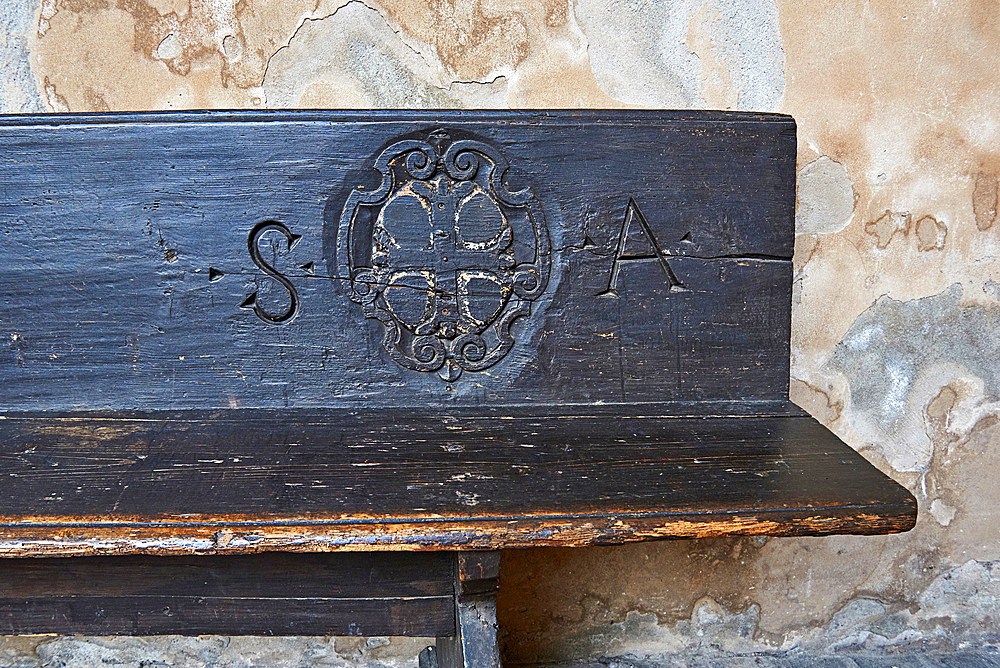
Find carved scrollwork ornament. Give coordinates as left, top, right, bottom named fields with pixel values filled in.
left=337, top=129, right=550, bottom=381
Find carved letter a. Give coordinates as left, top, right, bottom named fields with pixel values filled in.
left=598, top=198, right=685, bottom=298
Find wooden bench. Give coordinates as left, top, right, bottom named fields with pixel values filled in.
left=0, top=110, right=915, bottom=666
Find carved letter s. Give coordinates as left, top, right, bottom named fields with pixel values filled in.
left=241, top=220, right=301, bottom=325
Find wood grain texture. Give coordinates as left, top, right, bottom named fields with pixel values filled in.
left=0, top=552, right=455, bottom=636
left=0, top=111, right=916, bottom=558
left=0, top=404, right=915, bottom=554
left=0, top=110, right=795, bottom=409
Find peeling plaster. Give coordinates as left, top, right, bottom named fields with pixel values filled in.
left=929, top=498, right=955, bottom=526
left=796, top=156, right=855, bottom=236
left=575, top=0, right=784, bottom=110
left=0, top=0, right=44, bottom=112
left=831, top=284, right=1000, bottom=473
left=973, top=172, right=998, bottom=231
left=261, top=0, right=507, bottom=108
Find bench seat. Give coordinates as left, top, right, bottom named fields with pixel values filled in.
left=0, top=402, right=914, bottom=556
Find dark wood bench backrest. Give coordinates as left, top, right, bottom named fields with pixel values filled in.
left=0, top=111, right=795, bottom=411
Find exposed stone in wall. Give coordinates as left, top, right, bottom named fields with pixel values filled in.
left=2, top=0, right=999, bottom=665
left=0, top=635, right=430, bottom=667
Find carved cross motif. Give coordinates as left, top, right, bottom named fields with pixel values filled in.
left=337, top=130, right=550, bottom=382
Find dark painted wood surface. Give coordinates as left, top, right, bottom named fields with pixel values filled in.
left=0, top=552, right=454, bottom=636
left=0, top=404, right=915, bottom=554
left=0, top=111, right=916, bottom=558
left=0, top=110, right=795, bottom=409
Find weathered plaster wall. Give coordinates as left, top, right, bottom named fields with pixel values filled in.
left=1, top=0, right=999, bottom=665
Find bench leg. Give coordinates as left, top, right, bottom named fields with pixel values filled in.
left=421, top=551, right=502, bottom=668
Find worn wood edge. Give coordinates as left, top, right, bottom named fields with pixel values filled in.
left=0, top=505, right=916, bottom=557
left=0, top=109, right=796, bottom=128
left=0, top=498, right=916, bottom=529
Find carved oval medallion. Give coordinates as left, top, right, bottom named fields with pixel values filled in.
left=337, top=130, right=550, bottom=381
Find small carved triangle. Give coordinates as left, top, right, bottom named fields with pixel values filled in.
left=239, top=293, right=257, bottom=309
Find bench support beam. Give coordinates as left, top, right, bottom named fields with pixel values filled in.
left=424, top=551, right=502, bottom=668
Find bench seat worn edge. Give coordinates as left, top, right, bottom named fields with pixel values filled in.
left=0, top=402, right=915, bottom=556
